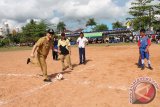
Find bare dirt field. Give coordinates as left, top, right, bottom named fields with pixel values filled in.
left=0, top=44, right=160, bottom=107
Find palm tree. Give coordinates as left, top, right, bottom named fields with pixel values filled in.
left=57, top=21, right=66, bottom=33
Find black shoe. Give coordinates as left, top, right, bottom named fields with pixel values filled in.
left=148, top=66, right=153, bottom=70
left=27, top=58, right=31, bottom=64
left=62, top=67, right=67, bottom=71
left=141, top=66, right=145, bottom=70
left=43, top=78, right=52, bottom=82
left=79, top=62, right=82, bottom=65
left=138, top=65, right=141, bottom=68
left=69, top=67, right=73, bottom=70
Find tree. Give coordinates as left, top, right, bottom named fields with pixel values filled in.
left=22, top=19, right=37, bottom=38
left=12, top=29, right=17, bottom=36
left=152, top=3, right=160, bottom=30
left=128, top=0, right=160, bottom=30
left=86, top=18, right=97, bottom=27
left=57, top=21, right=66, bottom=33
left=22, top=19, right=48, bottom=42
left=112, top=21, right=125, bottom=29
left=93, top=24, right=108, bottom=31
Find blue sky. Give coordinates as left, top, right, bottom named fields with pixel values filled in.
left=113, top=0, right=130, bottom=6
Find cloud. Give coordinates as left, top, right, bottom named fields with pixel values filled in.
left=50, top=17, right=60, bottom=24
left=56, top=0, right=131, bottom=20
left=0, top=0, right=134, bottom=30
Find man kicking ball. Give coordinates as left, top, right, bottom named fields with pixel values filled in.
left=27, top=29, right=54, bottom=82
left=138, top=29, right=153, bottom=70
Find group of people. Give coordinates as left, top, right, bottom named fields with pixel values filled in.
left=26, top=28, right=153, bottom=82
left=27, top=29, right=88, bottom=82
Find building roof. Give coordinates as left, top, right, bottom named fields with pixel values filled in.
left=74, top=28, right=84, bottom=33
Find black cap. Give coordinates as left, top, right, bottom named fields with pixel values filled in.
left=47, top=29, right=54, bottom=35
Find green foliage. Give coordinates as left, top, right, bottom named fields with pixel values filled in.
left=22, top=19, right=48, bottom=43
left=86, top=18, right=97, bottom=27
left=129, top=0, right=160, bottom=31
left=0, top=40, right=5, bottom=47
left=0, top=38, right=10, bottom=47
left=93, top=24, right=108, bottom=31
left=132, top=16, right=150, bottom=30
left=57, top=21, right=66, bottom=33
left=152, top=21, right=160, bottom=31
left=0, top=19, right=49, bottom=47
left=112, top=21, right=126, bottom=29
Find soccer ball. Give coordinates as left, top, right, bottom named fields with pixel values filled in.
left=56, top=73, right=63, bottom=80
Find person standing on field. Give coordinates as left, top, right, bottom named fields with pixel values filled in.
left=77, top=32, right=88, bottom=65
left=52, top=36, right=58, bottom=60
left=138, top=29, right=153, bottom=70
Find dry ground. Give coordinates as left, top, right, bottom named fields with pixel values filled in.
left=0, top=44, right=160, bottom=107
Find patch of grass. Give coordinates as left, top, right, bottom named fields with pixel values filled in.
left=0, top=46, right=32, bottom=52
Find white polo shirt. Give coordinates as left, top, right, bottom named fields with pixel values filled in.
left=77, top=37, right=88, bottom=48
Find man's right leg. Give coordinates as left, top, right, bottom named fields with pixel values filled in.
left=37, top=55, right=50, bottom=81
left=60, top=55, right=66, bottom=71
left=82, top=48, right=86, bottom=64
left=146, top=52, right=153, bottom=70
left=140, top=51, right=145, bottom=70
left=37, top=55, right=43, bottom=72
left=66, top=54, right=73, bottom=70
left=52, top=50, right=55, bottom=60
left=138, top=56, right=142, bottom=67
left=55, top=52, right=58, bottom=60
left=79, top=48, right=82, bottom=64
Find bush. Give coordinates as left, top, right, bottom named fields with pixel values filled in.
left=3, top=38, right=10, bottom=46
left=0, top=38, right=10, bottom=47
left=0, top=40, right=4, bottom=47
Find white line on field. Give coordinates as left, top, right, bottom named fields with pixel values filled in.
left=0, top=64, right=95, bottom=77
left=0, top=79, right=55, bottom=106
left=0, top=101, right=5, bottom=105
left=0, top=73, right=38, bottom=77
left=106, top=85, right=128, bottom=91
left=0, top=64, right=95, bottom=106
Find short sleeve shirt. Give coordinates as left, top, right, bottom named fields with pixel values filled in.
left=138, top=36, right=151, bottom=50
left=77, top=37, right=88, bottom=48
left=36, top=37, right=53, bottom=56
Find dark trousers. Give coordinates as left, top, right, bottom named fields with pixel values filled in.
left=52, top=51, right=58, bottom=60
left=79, top=48, right=86, bottom=63
left=138, top=57, right=142, bottom=66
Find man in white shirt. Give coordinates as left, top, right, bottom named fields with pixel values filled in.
left=77, top=32, right=88, bottom=64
